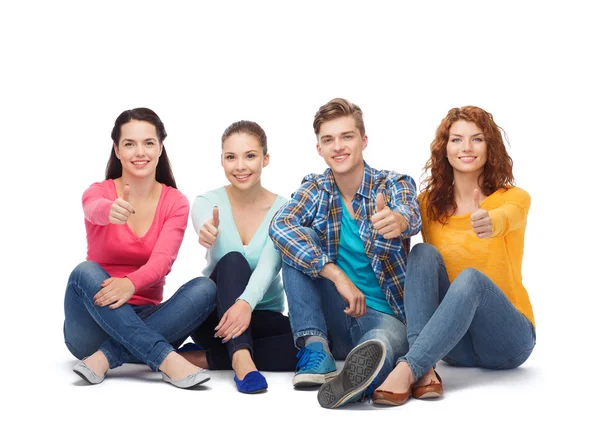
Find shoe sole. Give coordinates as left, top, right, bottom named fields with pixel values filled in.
left=317, top=339, right=386, bottom=409
left=414, top=390, right=443, bottom=399
left=293, top=371, right=337, bottom=388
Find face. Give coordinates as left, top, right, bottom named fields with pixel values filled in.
left=114, top=120, right=162, bottom=180
left=316, top=116, right=367, bottom=176
left=221, top=133, right=269, bottom=190
left=446, top=120, right=488, bottom=177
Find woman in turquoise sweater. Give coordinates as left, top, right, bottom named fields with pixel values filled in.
left=180, top=120, right=298, bottom=393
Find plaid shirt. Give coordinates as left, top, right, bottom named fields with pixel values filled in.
left=269, top=162, right=421, bottom=321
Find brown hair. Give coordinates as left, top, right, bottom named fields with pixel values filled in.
left=422, top=106, right=515, bottom=223
left=313, top=98, right=365, bottom=137
left=221, top=120, right=268, bottom=155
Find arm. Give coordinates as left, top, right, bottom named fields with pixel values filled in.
left=489, top=188, right=531, bottom=238
left=386, top=173, right=421, bottom=239
left=238, top=238, right=282, bottom=310
left=268, top=181, right=330, bottom=279
left=82, top=182, right=113, bottom=225
left=191, top=195, right=215, bottom=236
left=126, top=193, right=190, bottom=292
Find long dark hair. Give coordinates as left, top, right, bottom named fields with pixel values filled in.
left=105, top=108, right=177, bottom=188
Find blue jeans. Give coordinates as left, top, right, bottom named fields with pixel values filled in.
left=399, top=243, right=536, bottom=381
left=282, top=229, right=409, bottom=385
left=64, top=261, right=217, bottom=371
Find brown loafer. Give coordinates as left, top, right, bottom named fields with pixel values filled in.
left=412, top=370, right=443, bottom=399
left=371, top=388, right=411, bottom=406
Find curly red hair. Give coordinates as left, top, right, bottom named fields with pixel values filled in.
left=421, top=106, right=515, bottom=223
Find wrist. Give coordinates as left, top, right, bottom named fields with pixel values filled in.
left=319, top=263, right=345, bottom=284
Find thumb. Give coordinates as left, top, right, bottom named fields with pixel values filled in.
left=123, top=184, right=130, bottom=202
left=376, top=193, right=385, bottom=212
left=472, top=189, right=482, bottom=212
left=212, top=206, right=220, bottom=227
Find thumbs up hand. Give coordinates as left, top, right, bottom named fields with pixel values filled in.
left=109, top=184, right=136, bottom=224
left=371, top=192, right=408, bottom=239
left=199, top=206, right=220, bottom=248
left=470, top=189, right=492, bottom=239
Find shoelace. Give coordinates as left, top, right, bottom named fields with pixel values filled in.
left=364, top=374, right=380, bottom=403
left=296, top=346, right=328, bottom=372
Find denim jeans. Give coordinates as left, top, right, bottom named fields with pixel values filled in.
left=399, top=243, right=536, bottom=381
left=191, top=252, right=298, bottom=371
left=282, top=229, right=409, bottom=385
left=64, top=261, right=217, bottom=371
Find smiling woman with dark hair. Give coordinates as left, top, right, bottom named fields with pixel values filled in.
left=63, top=108, right=217, bottom=389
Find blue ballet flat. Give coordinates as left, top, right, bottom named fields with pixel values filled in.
left=176, top=343, right=204, bottom=353
left=234, top=371, right=268, bottom=394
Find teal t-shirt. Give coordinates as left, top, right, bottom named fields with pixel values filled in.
left=191, top=187, right=287, bottom=312
left=336, top=202, right=394, bottom=316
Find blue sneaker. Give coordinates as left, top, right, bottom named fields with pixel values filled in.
left=317, top=339, right=386, bottom=409
left=293, top=342, right=337, bottom=388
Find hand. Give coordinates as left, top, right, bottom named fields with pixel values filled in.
left=371, top=193, right=408, bottom=239
left=471, top=189, right=492, bottom=239
left=335, top=275, right=367, bottom=317
left=109, top=184, right=135, bottom=224
left=214, top=300, right=252, bottom=343
left=198, top=206, right=219, bottom=248
left=94, top=277, right=136, bottom=309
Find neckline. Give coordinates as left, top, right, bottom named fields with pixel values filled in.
left=110, top=179, right=166, bottom=239
left=219, top=186, right=281, bottom=248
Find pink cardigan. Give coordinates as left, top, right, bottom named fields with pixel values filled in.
left=82, top=180, right=189, bottom=305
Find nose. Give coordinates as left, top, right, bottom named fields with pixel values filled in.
left=462, top=140, right=473, bottom=152
left=135, top=144, right=145, bottom=156
left=234, top=157, right=246, bottom=170
left=333, top=138, right=345, bottom=152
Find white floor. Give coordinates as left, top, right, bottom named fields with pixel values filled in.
left=9, top=334, right=579, bottom=441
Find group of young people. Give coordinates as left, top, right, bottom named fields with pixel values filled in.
left=63, top=98, right=536, bottom=409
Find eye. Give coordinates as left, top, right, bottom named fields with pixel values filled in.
left=473, top=137, right=483, bottom=142
left=146, top=141, right=155, bottom=146
left=247, top=154, right=256, bottom=159
left=225, top=155, right=234, bottom=160
left=323, top=139, right=332, bottom=144
left=124, top=142, right=134, bottom=147
left=450, top=138, right=461, bottom=143
left=344, top=135, right=353, bottom=140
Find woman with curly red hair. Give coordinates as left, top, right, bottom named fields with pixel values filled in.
left=372, top=106, right=536, bottom=406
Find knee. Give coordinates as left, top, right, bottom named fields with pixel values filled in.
left=408, top=243, right=442, bottom=266
left=179, top=277, right=217, bottom=310
left=69, top=261, right=103, bottom=282
left=219, top=252, right=251, bottom=273
left=67, top=261, right=107, bottom=298
left=448, top=268, right=488, bottom=302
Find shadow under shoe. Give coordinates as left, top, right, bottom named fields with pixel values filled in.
left=317, top=339, right=386, bottom=409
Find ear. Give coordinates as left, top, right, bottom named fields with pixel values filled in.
left=362, top=134, right=368, bottom=151
left=158, top=144, right=163, bottom=157
left=113, top=143, right=120, bottom=159
left=262, top=153, right=270, bottom=168
left=316, top=143, right=323, bottom=157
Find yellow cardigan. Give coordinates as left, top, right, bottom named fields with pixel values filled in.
left=419, top=187, right=535, bottom=326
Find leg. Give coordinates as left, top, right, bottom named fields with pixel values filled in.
left=247, top=310, right=298, bottom=371
left=352, top=309, right=409, bottom=389
left=379, top=267, right=536, bottom=398
left=101, top=276, right=217, bottom=365
left=209, top=252, right=254, bottom=361
left=64, top=261, right=173, bottom=371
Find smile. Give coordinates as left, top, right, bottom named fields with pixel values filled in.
left=332, top=154, right=349, bottom=162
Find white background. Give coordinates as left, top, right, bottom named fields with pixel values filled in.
left=1, top=1, right=597, bottom=439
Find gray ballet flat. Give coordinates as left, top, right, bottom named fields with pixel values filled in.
left=161, top=368, right=211, bottom=389
left=72, top=359, right=105, bottom=384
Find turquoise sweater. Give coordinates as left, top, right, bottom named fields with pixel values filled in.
left=191, top=187, right=287, bottom=312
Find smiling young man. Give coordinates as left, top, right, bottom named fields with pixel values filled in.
left=269, top=98, right=421, bottom=408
